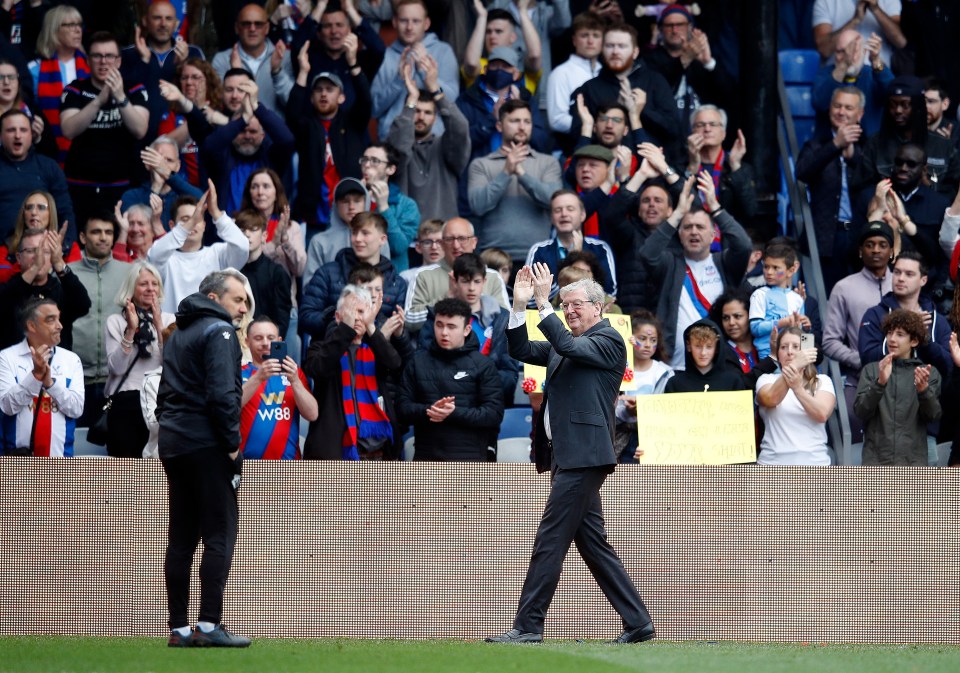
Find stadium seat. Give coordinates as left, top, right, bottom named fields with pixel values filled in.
left=496, top=437, right=531, bottom=463
left=779, top=49, right=821, bottom=84
left=72, top=427, right=108, bottom=457
left=785, top=85, right=815, bottom=118
left=498, top=407, right=532, bottom=439
left=792, top=117, right=816, bottom=147
left=403, top=435, right=415, bottom=461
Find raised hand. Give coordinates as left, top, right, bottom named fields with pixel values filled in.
left=134, top=25, right=150, bottom=64
left=531, top=262, right=554, bottom=308
left=270, top=39, right=287, bottom=75
left=512, top=265, right=535, bottom=311
left=298, top=41, right=311, bottom=75
left=668, top=175, right=697, bottom=228
left=877, top=353, right=893, bottom=385
left=728, top=129, right=747, bottom=171
left=914, top=363, right=932, bottom=393
left=696, top=168, right=720, bottom=212
left=576, top=92, right=594, bottom=132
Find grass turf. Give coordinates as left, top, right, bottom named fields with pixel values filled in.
left=2, top=637, right=960, bottom=673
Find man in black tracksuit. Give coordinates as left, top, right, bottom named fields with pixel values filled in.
left=397, top=298, right=504, bottom=461
left=156, top=269, right=250, bottom=648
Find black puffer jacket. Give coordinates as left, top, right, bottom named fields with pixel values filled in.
left=156, top=293, right=242, bottom=458
left=397, top=331, right=504, bottom=461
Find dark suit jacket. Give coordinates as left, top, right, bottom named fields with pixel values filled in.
left=507, top=313, right=625, bottom=473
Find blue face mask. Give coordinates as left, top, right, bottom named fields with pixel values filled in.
left=484, top=68, right=516, bottom=91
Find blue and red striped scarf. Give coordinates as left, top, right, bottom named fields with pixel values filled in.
left=341, top=344, right=392, bottom=460
left=37, top=52, right=89, bottom=166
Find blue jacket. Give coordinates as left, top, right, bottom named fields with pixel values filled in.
left=379, top=183, right=420, bottom=273
left=300, top=248, right=407, bottom=339
left=858, top=291, right=954, bottom=380
left=200, top=105, right=295, bottom=214
left=524, top=235, right=617, bottom=299
left=0, top=148, right=75, bottom=246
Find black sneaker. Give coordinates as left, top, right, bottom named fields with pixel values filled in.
left=167, top=629, right=194, bottom=647
left=192, top=625, right=251, bottom=648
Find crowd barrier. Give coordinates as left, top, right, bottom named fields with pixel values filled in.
left=1, top=459, right=957, bottom=642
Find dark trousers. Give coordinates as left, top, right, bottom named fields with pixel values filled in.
left=161, top=447, right=241, bottom=629
left=513, top=466, right=650, bottom=634
left=78, top=380, right=105, bottom=428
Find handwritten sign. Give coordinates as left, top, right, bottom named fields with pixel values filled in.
left=634, top=390, right=756, bottom=465
left=521, top=311, right=636, bottom=392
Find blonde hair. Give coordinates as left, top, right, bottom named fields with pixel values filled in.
left=36, top=5, right=83, bottom=59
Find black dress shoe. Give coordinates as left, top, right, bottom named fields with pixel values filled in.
left=611, top=622, right=656, bottom=643
left=484, top=629, right=543, bottom=643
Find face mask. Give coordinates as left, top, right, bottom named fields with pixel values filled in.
left=484, top=68, right=515, bottom=91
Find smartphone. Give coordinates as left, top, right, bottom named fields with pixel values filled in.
left=800, top=333, right=814, bottom=350
left=269, top=341, right=288, bottom=361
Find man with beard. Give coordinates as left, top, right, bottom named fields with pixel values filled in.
left=568, top=23, right=678, bottom=165
left=641, top=4, right=733, bottom=138
left=68, top=214, right=131, bottom=426
left=854, top=142, right=950, bottom=299
left=796, top=86, right=867, bottom=293
left=823, top=220, right=894, bottom=446
left=287, top=36, right=370, bottom=233
left=200, top=77, right=295, bottom=215
left=386, top=48, right=470, bottom=222
left=157, top=269, right=250, bottom=647
left=854, top=75, right=960, bottom=197
left=467, top=98, right=563, bottom=272
left=923, top=77, right=959, bottom=145
left=600, top=143, right=682, bottom=313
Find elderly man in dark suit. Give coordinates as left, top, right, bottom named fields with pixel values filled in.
left=487, top=263, right=654, bottom=644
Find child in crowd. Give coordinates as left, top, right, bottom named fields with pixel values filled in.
left=616, top=311, right=673, bottom=462
left=854, top=309, right=942, bottom=465
left=480, top=246, right=513, bottom=290
left=401, top=218, right=444, bottom=285
left=749, top=241, right=809, bottom=359
left=664, top=319, right=746, bottom=393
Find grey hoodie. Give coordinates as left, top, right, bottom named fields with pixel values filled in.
left=303, top=178, right=391, bottom=285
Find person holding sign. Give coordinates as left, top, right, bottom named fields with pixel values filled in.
left=487, top=263, right=655, bottom=645
left=755, top=327, right=836, bottom=466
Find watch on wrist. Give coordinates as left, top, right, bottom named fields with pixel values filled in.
left=431, top=87, right=444, bottom=98
left=117, top=97, right=130, bottom=107
left=664, top=166, right=677, bottom=177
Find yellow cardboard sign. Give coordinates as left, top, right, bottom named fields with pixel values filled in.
left=521, top=310, right=635, bottom=392
left=634, top=390, right=756, bottom=465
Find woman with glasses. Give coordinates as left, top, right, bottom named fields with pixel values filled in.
left=0, top=190, right=80, bottom=283
left=157, top=58, right=228, bottom=188
left=27, top=5, right=89, bottom=166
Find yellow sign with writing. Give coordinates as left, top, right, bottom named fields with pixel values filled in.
left=521, top=310, right=635, bottom=393
left=634, top=390, right=756, bottom=465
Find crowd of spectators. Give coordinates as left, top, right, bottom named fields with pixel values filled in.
left=2, top=0, right=960, bottom=467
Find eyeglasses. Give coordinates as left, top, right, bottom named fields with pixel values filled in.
left=559, top=300, right=597, bottom=312
left=359, top=156, right=388, bottom=166
left=417, top=239, right=442, bottom=248
left=598, top=114, right=624, bottom=124
left=894, top=158, right=921, bottom=169
left=181, top=74, right=205, bottom=82
left=693, top=121, right=723, bottom=129
left=441, top=235, right=476, bottom=245
left=89, top=53, right=120, bottom=62
left=24, top=203, right=49, bottom=212
left=661, top=21, right=690, bottom=31
left=17, top=246, right=39, bottom=256
left=238, top=20, right=268, bottom=29
left=61, top=21, right=83, bottom=29
left=0, top=74, right=18, bottom=82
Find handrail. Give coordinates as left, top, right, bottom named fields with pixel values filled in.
left=775, top=70, right=854, bottom=464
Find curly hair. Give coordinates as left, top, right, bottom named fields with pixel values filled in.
left=881, top=308, right=927, bottom=348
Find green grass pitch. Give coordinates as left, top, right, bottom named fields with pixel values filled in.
left=3, top=637, right=960, bottom=673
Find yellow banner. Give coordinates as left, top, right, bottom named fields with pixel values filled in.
left=634, top=390, right=756, bottom=465
left=521, top=310, right=635, bottom=394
